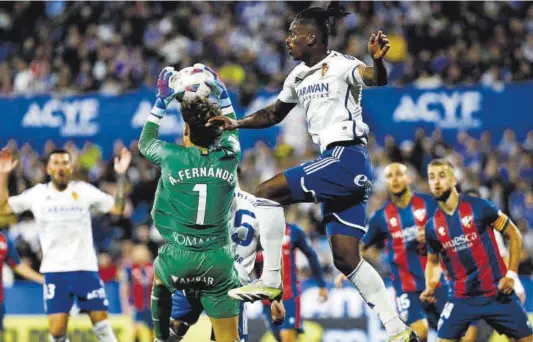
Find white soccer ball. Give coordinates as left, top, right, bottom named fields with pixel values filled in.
left=174, top=66, right=215, bottom=101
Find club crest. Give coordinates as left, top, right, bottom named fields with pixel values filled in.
left=414, top=209, right=426, bottom=222
left=321, top=63, right=329, bottom=77
left=461, top=215, right=473, bottom=228
left=72, top=191, right=79, bottom=201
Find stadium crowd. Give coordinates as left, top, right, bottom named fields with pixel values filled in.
left=0, top=1, right=532, bottom=101
left=2, top=127, right=533, bottom=284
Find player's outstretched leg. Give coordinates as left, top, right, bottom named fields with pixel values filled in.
left=330, top=233, right=417, bottom=342
left=228, top=174, right=288, bottom=302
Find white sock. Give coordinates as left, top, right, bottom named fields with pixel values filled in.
left=347, top=259, right=407, bottom=337
left=256, top=200, right=285, bottom=288
left=92, top=319, right=118, bottom=342
left=49, top=336, right=70, bottom=342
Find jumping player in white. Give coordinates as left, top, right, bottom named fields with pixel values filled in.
left=0, top=147, right=131, bottom=342
left=208, top=3, right=416, bottom=342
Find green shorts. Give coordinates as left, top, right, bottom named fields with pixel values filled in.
left=154, top=242, right=240, bottom=319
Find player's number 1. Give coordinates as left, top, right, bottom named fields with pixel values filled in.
left=193, top=184, right=207, bottom=225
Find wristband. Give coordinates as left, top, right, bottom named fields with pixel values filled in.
left=151, top=98, right=166, bottom=118
left=506, top=270, right=518, bottom=279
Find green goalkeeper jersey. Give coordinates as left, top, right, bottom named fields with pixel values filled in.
left=139, top=114, right=240, bottom=251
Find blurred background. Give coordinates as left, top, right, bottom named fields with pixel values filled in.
left=0, top=1, right=532, bottom=341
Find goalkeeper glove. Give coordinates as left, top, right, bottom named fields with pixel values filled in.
left=151, top=67, right=184, bottom=119
left=192, top=63, right=233, bottom=113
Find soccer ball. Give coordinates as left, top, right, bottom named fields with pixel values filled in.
left=173, top=66, right=215, bottom=101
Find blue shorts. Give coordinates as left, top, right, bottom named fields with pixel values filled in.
left=43, top=271, right=109, bottom=314
left=396, top=286, right=448, bottom=329
left=284, top=144, right=373, bottom=239
left=171, top=290, right=248, bottom=341
left=134, top=308, right=154, bottom=329
left=438, top=294, right=533, bottom=340
left=263, top=297, right=303, bottom=339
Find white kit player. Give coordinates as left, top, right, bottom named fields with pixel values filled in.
left=208, top=4, right=416, bottom=342
left=169, top=188, right=286, bottom=342
left=0, top=147, right=131, bottom=342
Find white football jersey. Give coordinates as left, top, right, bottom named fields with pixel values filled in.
left=278, top=50, right=370, bottom=152
left=8, top=181, right=114, bottom=273
left=230, top=189, right=264, bottom=285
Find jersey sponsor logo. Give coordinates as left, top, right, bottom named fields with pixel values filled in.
left=171, top=275, right=214, bottom=285
left=354, top=175, right=372, bottom=189
left=168, top=166, right=235, bottom=185
left=42, top=205, right=84, bottom=213
left=441, top=233, right=478, bottom=252
left=296, top=83, right=330, bottom=102
left=390, top=225, right=419, bottom=243
left=461, top=215, right=473, bottom=228
left=172, top=232, right=212, bottom=246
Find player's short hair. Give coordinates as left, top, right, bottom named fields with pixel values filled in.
left=180, top=97, right=223, bottom=148
left=428, top=159, right=455, bottom=173
left=464, top=189, right=482, bottom=197
left=294, top=3, right=349, bottom=44
left=47, top=148, right=71, bottom=164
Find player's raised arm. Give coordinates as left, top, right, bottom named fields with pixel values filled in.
left=205, top=63, right=297, bottom=132
left=357, top=31, right=390, bottom=86
left=139, top=67, right=183, bottom=165
left=201, top=69, right=241, bottom=158
left=109, top=147, right=131, bottom=215
left=207, top=99, right=295, bottom=131
left=0, top=148, right=17, bottom=216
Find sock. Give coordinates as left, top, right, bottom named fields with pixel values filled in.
left=151, top=282, right=172, bottom=341
left=347, top=259, right=407, bottom=337
left=92, top=320, right=118, bottom=342
left=170, top=320, right=188, bottom=341
left=256, top=202, right=285, bottom=288
left=49, top=336, right=70, bottom=342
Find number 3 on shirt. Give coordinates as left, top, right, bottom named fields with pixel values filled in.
left=193, top=184, right=207, bottom=224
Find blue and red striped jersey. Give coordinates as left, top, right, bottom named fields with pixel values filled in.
left=124, top=262, right=154, bottom=310
left=0, top=232, right=21, bottom=304
left=258, top=224, right=325, bottom=301
left=426, top=194, right=508, bottom=298
left=363, top=193, right=439, bottom=293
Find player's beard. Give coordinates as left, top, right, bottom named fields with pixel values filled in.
left=391, top=186, right=408, bottom=200
left=434, top=187, right=453, bottom=202
left=52, top=173, right=71, bottom=191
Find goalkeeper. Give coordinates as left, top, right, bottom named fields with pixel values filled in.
left=139, top=66, right=242, bottom=342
